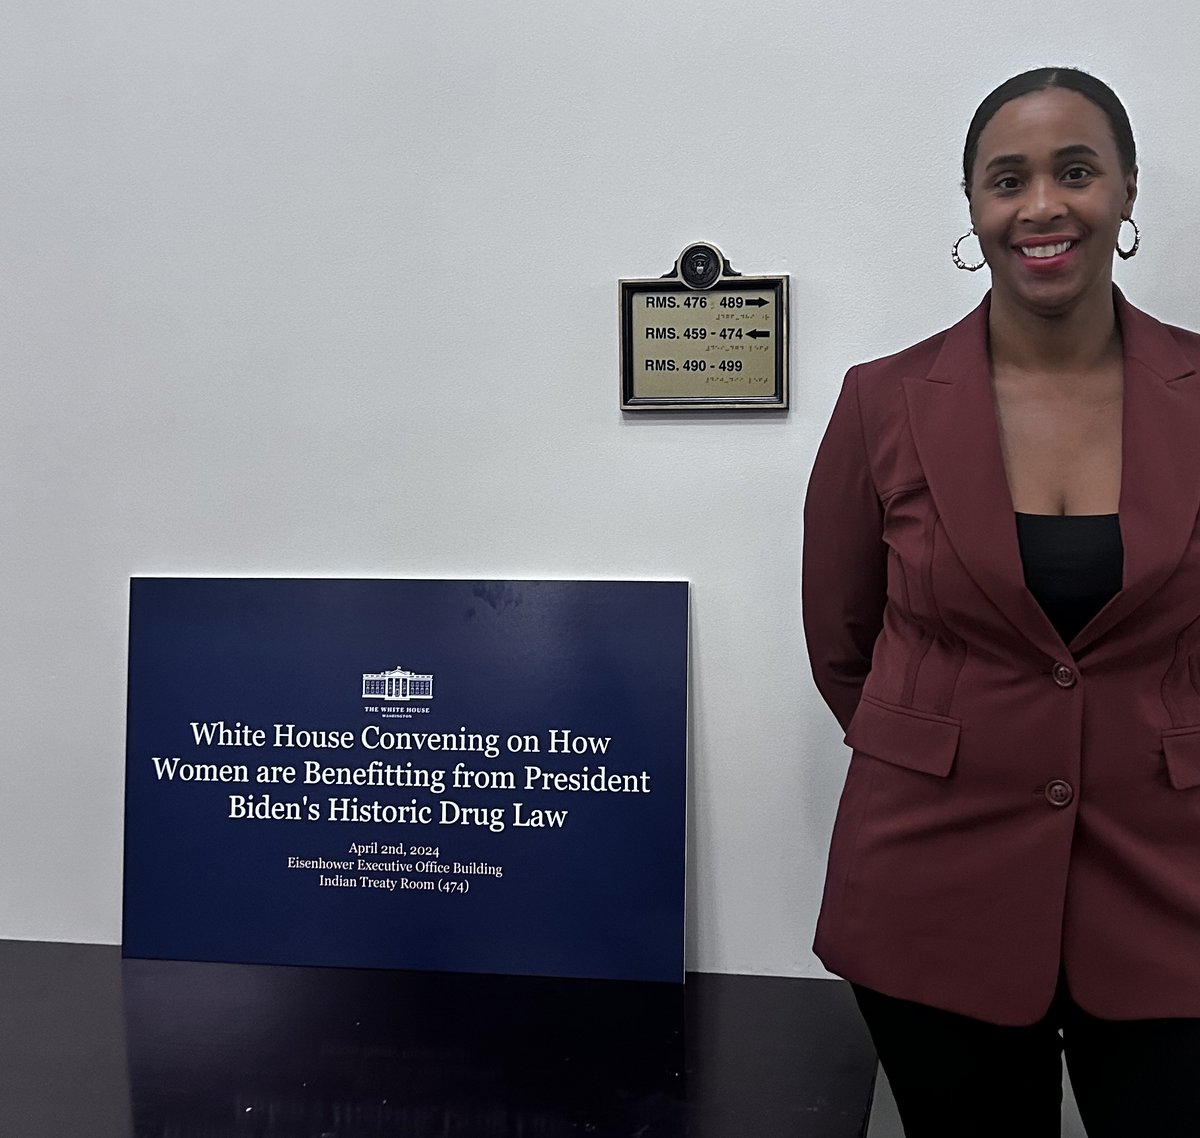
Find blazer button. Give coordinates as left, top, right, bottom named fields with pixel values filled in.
left=1045, top=780, right=1074, bottom=807
left=1052, top=663, right=1077, bottom=688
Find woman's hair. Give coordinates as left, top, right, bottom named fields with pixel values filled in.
left=962, top=67, right=1136, bottom=195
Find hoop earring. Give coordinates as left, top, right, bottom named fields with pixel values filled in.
left=1117, top=217, right=1140, bottom=260
left=952, top=228, right=986, bottom=272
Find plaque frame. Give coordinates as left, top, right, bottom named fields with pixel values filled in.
left=619, top=243, right=789, bottom=411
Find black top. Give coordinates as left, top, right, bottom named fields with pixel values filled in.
left=1014, top=513, right=1124, bottom=645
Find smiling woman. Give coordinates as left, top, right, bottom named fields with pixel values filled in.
left=803, top=68, right=1200, bottom=1137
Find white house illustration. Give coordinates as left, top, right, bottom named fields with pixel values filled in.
left=362, top=666, right=434, bottom=701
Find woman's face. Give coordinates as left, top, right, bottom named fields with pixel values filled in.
left=968, top=88, right=1137, bottom=318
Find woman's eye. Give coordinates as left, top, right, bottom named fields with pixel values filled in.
left=994, top=175, right=1020, bottom=191
left=1063, top=166, right=1093, bottom=181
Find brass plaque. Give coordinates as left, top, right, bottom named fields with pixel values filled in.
left=620, top=244, right=788, bottom=410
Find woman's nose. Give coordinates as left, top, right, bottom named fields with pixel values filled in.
left=1018, top=175, right=1068, bottom=223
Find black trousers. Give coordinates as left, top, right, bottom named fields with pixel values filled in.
left=853, top=977, right=1200, bottom=1137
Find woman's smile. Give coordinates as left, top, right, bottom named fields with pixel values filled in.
left=1012, top=235, right=1079, bottom=272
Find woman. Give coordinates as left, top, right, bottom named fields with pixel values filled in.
left=802, top=68, right=1200, bottom=1137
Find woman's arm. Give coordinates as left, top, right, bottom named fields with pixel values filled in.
left=802, top=366, right=888, bottom=732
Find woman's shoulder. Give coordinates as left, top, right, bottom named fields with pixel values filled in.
left=851, top=300, right=988, bottom=385
left=853, top=328, right=956, bottom=379
left=1150, top=314, right=1200, bottom=359
left=1117, top=292, right=1200, bottom=373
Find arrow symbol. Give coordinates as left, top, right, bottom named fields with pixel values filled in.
left=744, top=297, right=768, bottom=308
left=747, top=329, right=771, bottom=339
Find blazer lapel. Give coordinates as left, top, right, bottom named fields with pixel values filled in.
left=902, top=297, right=1065, bottom=660
left=1072, top=293, right=1200, bottom=652
left=904, top=290, right=1200, bottom=659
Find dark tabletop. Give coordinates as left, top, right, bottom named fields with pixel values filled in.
left=0, top=940, right=875, bottom=1138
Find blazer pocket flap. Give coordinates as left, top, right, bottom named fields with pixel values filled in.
left=1162, top=727, right=1200, bottom=790
left=845, top=697, right=961, bottom=778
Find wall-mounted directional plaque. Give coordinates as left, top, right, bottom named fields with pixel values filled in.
left=620, top=243, right=788, bottom=411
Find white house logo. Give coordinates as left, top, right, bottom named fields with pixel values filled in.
left=362, top=665, right=434, bottom=702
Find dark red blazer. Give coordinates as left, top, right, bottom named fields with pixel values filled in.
left=803, top=290, right=1200, bottom=1025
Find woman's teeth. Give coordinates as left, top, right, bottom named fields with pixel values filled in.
left=1020, top=241, right=1074, bottom=258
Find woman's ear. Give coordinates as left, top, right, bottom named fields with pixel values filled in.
left=1123, top=165, right=1139, bottom=217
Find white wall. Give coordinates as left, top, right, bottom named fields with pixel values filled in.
left=4, top=0, right=1199, bottom=974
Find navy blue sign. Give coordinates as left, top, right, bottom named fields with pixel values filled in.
left=123, top=579, right=689, bottom=982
